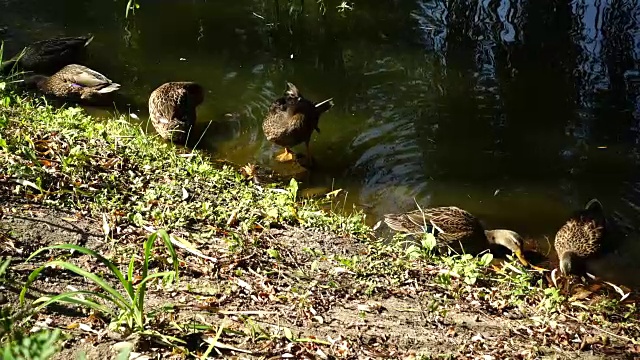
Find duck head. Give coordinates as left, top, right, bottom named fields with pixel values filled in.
left=184, top=82, right=205, bottom=106
left=558, top=251, right=586, bottom=276
left=484, top=229, right=529, bottom=266
left=22, top=74, right=49, bottom=90
left=285, top=82, right=301, bottom=100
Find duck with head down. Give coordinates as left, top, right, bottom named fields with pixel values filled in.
left=1, top=35, right=94, bottom=75
left=262, top=82, right=333, bottom=165
left=23, top=64, right=120, bottom=104
left=554, top=199, right=606, bottom=277
left=383, top=206, right=533, bottom=267
left=148, top=82, right=205, bottom=145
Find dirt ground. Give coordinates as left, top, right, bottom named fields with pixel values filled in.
left=1, top=204, right=639, bottom=359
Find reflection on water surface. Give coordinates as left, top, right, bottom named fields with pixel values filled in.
left=2, top=0, right=640, bottom=286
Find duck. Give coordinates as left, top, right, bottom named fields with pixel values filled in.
left=23, top=64, right=120, bottom=103
left=383, top=206, right=531, bottom=266
left=262, top=82, right=333, bottom=164
left=148, top=82, right=205, bottom=145
left=1, top=35, right=94, bottom=75
left=554, top=199, right=606, bottom=276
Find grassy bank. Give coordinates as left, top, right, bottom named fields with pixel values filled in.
left=1, top=86, right=639, bottom=359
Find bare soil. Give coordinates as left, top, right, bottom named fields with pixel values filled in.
left=2, top=202, right=639, bottom=359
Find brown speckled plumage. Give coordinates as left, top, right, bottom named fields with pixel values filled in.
left=383, top=206, right=527, bottom=262
left=1, top=35, right=94, bottom=75
left=148, top=82, right=204, bottom=145
left=24, top=64, right=120, bottom=103
left=262, top=82, right=333, bottom=161
left=385, top=207, right=482, bottom=244
left=554, top=199, right=606, bottom=275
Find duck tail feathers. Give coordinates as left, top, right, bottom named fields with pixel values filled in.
left=315, top=98, right=334, bottom=114
left=97, top=83, right=121, bottom=93
left=383, top=214, right=411, bottom=233
left=84, top=34, right=95, bottom=47
left=585, top=198, right=603, bottom=212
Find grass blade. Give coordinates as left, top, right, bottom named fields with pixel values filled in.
left=0, top=257, right=10, bottom=275
left=134, top=272, right=175, bottom=298
left=27, top=260, right=131, bottom=312
left=33, top=290, right=116, bottom=316
left=136, top=230, right=179, bottom=324
left=128, top=255, right=135, bottom=289
left=201, top=320, right=227, bottom=359
left=155, top=230, right=180, bottom=279
left=131, top=271, right=175, bottom=327
left=25, top=244, right=135, bottom=301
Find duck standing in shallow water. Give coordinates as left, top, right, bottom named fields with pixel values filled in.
left=1, top=35, right=94, bottom=74
left=554, top=199, right=606, bottom=276
left=148, top=82, right=205, bottom=145
left=383, top=206, right=532, bottom=266
left=262, top=82, right=333, bottom=165
left=24, top=64, right=120, bottom=104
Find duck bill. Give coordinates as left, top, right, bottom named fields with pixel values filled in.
left=514, top=249, right=530, bottom=267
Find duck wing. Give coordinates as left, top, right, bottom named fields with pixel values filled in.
left=408, top=206, right=482, bottom=242
left=29, top=36, right=94, bottom=57
left=58, top=64, right=112, bottom=86
left=554, top=198, right=606, bottom=259
left=384, top=206, right=482, bottom=242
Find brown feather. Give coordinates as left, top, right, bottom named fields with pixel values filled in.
left=148, top=82, right=204, bottom=145
left=383, top=206, right=527, bottom=259
left=262, top=82, right=333, bottom=157
left=24, top=64, right=119, bottom=103
left=384, top=206, right=489, bottom=254
left=554, top=199, right=606, bottom=275
left=1, top=35, right=93, bottom=75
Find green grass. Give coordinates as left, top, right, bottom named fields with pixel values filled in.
left=0, top=83, right=369, bottom=358
left=1, top=81, right=639, bottom=358
left=0, top=90, right=370, bottom=238
left=21, top=230, right=179, bottom=334
left=1, top=257, right=63, bottom=360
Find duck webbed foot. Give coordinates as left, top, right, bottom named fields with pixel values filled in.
left=276, top=148, right=295, bottom=162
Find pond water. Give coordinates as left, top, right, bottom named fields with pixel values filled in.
left=2, top=0, right=640, bottom=286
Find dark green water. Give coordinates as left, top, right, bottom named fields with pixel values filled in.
left=2, top=0, right=640, bottom=286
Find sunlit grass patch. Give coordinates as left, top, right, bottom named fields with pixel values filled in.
left=0, top=88, right=370, bottom=238
left=1, top=79, right=639, bottom=358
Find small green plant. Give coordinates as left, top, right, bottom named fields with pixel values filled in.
left=437, top=252, right=493, bottom=287
left=0, top=256, right=9, bottom=282
left=623, top=302, right=638, bottom=319
left=1, top=257, right=64, bottom=360
left=495, top=263, right=538, bottom=303
left=541, top=287, right=564, bottom=311
left=1, top=328, right=62, bottom=360
left=20, top=230, right=179, bottom=333
left=404, top=232, right=438, bottom=260
left=0, top=41, right=26, bottom=87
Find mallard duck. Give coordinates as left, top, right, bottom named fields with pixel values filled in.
left=383, top=206, right=531, bottom=266
left=554, top=199, right=606, bottom=276
left=262, top=82, right=333, bottom=163
left=23, top=64, right=120, bottom=103
left=148, top=82, right=204, bottom=145
left=1, top=35, right=94, bottom=75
